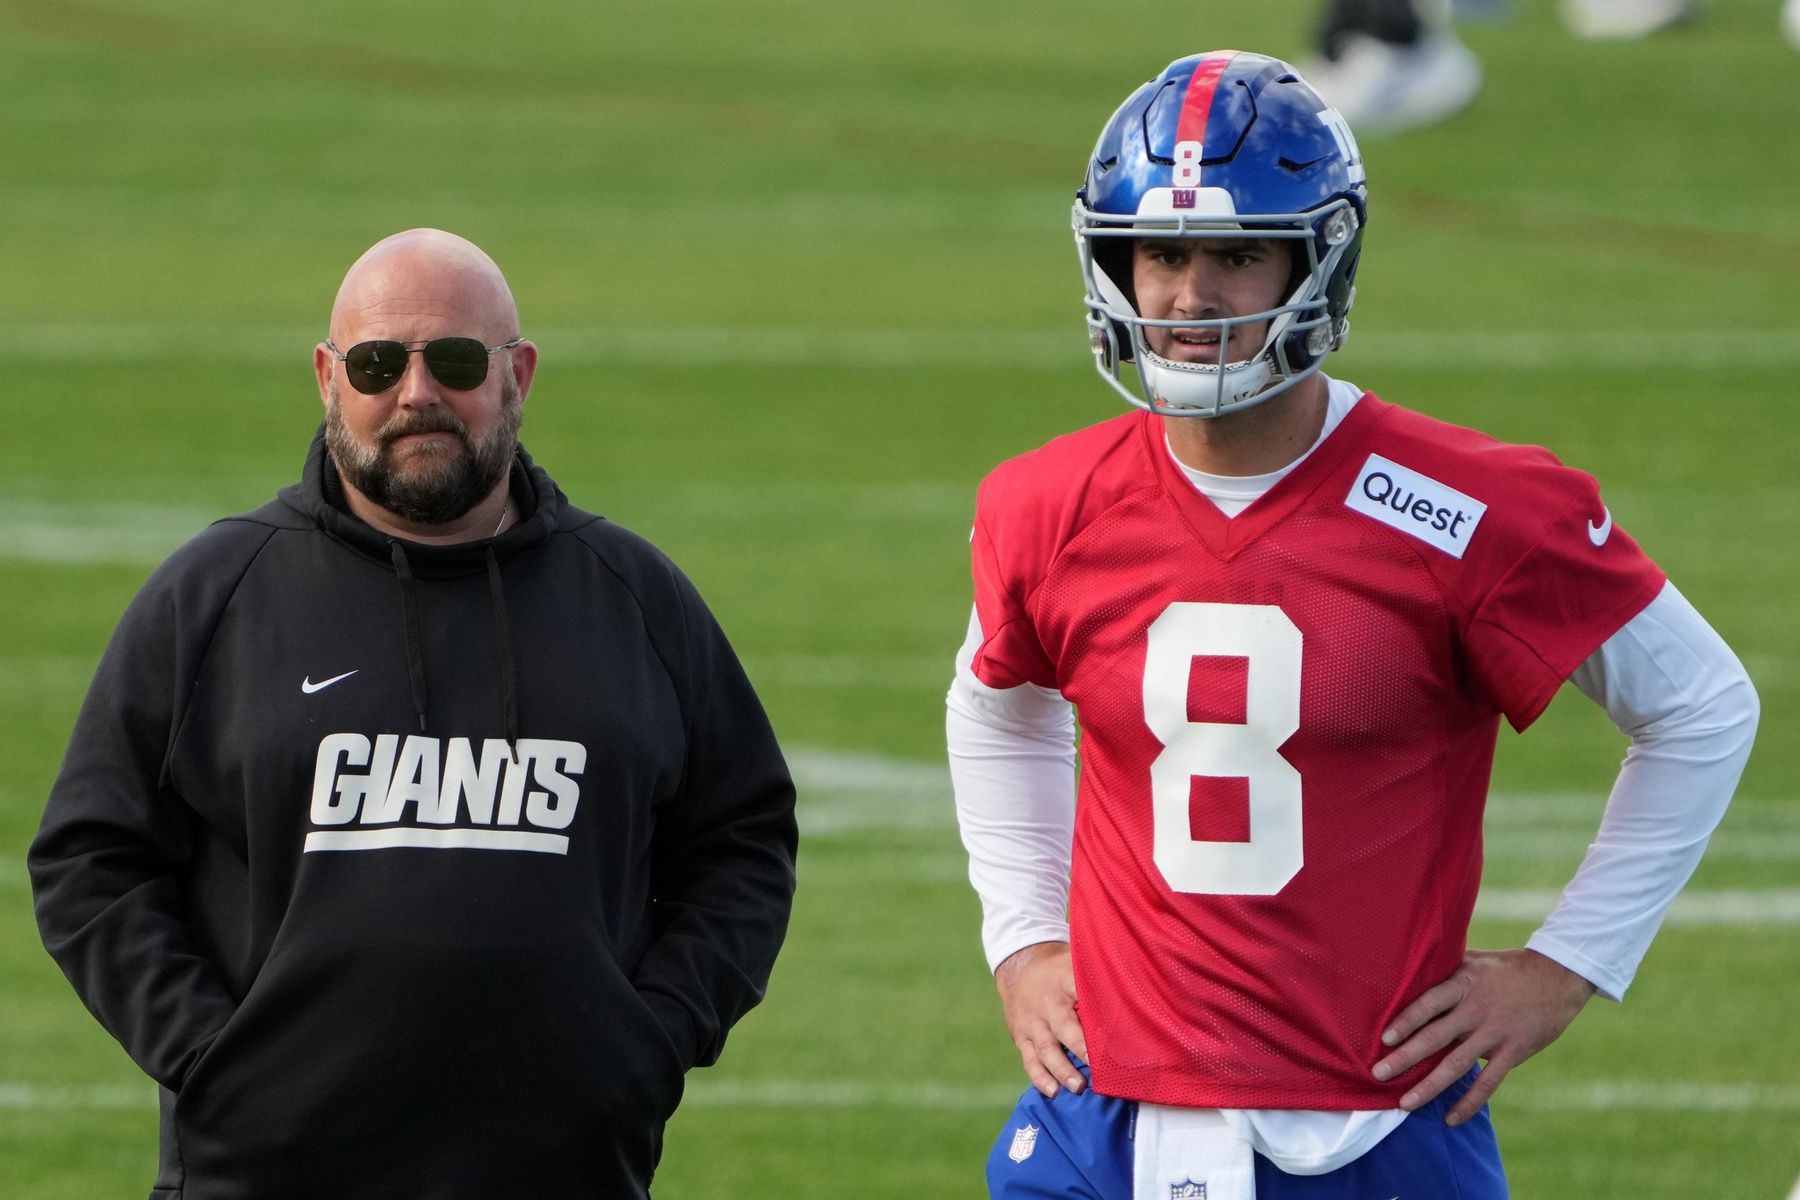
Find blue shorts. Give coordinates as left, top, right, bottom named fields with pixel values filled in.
left=986, top=1066, right=1507, bottom=1199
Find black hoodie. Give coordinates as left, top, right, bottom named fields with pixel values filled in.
left=30, top=430, right=798, bottom=1199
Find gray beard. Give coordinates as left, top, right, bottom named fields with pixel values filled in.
left=326, top=380, right=522, bottom=527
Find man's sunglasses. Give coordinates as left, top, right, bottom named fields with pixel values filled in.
left=325, top=337, right=523, bottom=395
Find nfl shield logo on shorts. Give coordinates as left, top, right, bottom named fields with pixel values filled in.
left=1170, top=1182, right=1207, bottom=1200
left=1007, top=1123, right=1039, bottom=1163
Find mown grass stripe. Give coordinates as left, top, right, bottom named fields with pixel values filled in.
left=5, top=1078, right=1796, bottom=1113
left=5, top=324, right=1800, bottom=370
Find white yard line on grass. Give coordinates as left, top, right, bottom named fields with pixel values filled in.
left=751, top=654, right=952, bottom=692
left=0, top=500, right=225, bottom=566
left=0, top=1083, right=157, bottom=1110
left=789, top=748, right=950, bottom=799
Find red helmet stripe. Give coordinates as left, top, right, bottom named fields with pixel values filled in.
left=1175, top=51, right=1238, bottom=152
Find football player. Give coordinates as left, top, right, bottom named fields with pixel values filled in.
left=948, top=51, right=1757, bottom=1198
left=1302, top=0, right=1482, bottom=135
left=1564, top=0, right=1800, bottom=45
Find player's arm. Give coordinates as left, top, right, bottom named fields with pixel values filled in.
left=1373, top=581, right=1758, bottom=1123
left=947, top=605, right=1088, bottom=1098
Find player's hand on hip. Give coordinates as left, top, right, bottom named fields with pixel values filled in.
left=995, top=941, right=1088, bottom=1099
left=1371, top=947, right=1595, bottom=1126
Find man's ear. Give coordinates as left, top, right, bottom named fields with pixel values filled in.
left=508, top=340, right=539, bottom=406
left=314, top=344, right=336, bottom=409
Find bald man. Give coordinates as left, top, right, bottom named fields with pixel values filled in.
left=30, top=230, right=798, bottom=1200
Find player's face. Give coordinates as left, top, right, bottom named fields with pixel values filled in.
left=1132, top=237, right=1292, bottom=365
left=319, top=253, right=530, bottom=526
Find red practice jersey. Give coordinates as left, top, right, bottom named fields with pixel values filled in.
left=968, top=395, right=1666, bottom=1109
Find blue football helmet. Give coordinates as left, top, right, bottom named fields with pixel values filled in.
left=1075, top=51, right=1368, bottom=418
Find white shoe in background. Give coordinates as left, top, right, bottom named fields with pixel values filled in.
left=1783, top=0, right=1800, bottom=48
left=1561, top=0, right=1700, bottom=40
left=1300, top=31, right=1483, bottom=136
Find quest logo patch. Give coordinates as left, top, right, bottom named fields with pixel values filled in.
left=1345, top=454, right=1487, bottom=559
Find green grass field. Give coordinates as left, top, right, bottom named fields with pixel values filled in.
left=3, top=0, right=1797, bottom=1195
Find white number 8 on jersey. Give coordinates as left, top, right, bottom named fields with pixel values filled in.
left=1142, top=602, right=1303, bottom=895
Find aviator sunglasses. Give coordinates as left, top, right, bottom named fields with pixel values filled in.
left=326, top=336, right=523, bottom=395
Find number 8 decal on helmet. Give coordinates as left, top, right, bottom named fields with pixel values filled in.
left=1172, top=140, right=1204, bottom=188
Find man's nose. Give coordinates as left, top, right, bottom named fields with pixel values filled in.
left=1173, top=260, right=1226, bottom=314
left=394, top=349, right=441, bottom=407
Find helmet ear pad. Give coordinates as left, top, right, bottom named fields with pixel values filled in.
left=1274, top=222, right=1364, bottom=373
left=1090, top=237, right=1139, bottom=363
left=1325, top=225, right=1363, bottom=324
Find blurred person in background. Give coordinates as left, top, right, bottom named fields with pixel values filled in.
left=1565, top=0, right=1800, bottom=43
left=1561, top=0, right=1701, bottom=38
left=1302, top=0, right=1482, bottom=134
left=948, top=51, right=1757, bottom=1198
left=1305, top=0, right=1798, bottom=136
left=30, top=229, right=797, bottom=1200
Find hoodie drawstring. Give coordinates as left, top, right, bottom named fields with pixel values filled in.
left=387, top=539, right=521, bottom=756
left=389, top=541, right=430, bottom=734
left=485, top=545, right=521, bottom=762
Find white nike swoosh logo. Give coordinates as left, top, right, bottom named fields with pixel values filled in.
left=1587, top=507, right=1613, bottom=547
left=301, top=670, right=358, bottom=695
